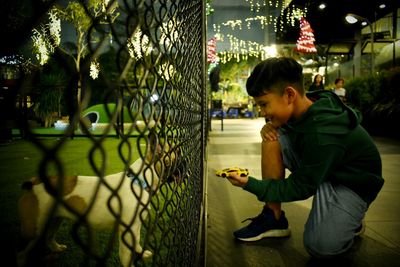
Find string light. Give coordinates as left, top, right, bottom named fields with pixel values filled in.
left=245, top=0, right=266, bottom=13
left=158, top=63, right=176, bottom=81
left=48, top=8, right=61, bottom=46
left=159, top=19, right=180, bottom=50
left=90, top=60, right=100, bottom=79
left=127, top=28, right=151, bottom=60
left=215, top=33, right=276, bottom=63
left=32, top=28, right=50, bottom=65
left=222, top=20, right=242, bottom=30
left=208, top=2, right=307, bottom=63
left=215, top=15, right=277, bottom=33
left=31, top=8, right=61, bottom=65
left=244, top=15, right=275, bottom=29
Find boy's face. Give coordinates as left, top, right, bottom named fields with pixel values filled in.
left=254, top=90, right=293, bottom=128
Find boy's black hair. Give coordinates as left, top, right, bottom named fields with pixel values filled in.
left=334, top=77, right=345, bottom=84
left=246, top=57, right=304, bottom=97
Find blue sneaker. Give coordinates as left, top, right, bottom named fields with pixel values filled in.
left=233, top=207, right=291, bottom=241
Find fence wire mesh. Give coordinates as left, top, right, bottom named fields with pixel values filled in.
left=3, top=0, right=206, bottom=266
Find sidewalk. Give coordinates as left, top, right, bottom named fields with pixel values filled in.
left=206, top=118, right=400, bottom=267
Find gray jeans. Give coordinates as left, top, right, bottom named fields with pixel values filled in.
left=278, top=133, right=368, bottom=258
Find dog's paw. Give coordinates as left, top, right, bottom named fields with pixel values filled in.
left=142, top=250, right=153, bottom=258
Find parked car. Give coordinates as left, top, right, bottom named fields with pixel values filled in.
left=226, top=107, right=253, bottom=118
left=211, top=109, right=226, bottom=118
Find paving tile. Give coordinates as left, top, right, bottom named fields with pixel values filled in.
left=206, top=118, right=400, bottom=267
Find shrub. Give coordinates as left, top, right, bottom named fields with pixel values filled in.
left=33, top=73, right=66, bottom=127
left=346, top=67, right=400, bottom=138
left=346, top=75, right=381, bottom=114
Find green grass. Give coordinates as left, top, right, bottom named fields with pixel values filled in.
left=0, top=137, right=141, bottom=266
left=13, top=125, right=142, bottom=137
left=0, top=136, right=190, bottom=266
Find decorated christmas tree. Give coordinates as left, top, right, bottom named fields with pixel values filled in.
left=207, top=37, right=217, bottom=63
left=295, top=17, right=317, bottom=54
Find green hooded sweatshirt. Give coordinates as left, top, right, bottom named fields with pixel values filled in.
left=243, top=90, right=384, bottom=205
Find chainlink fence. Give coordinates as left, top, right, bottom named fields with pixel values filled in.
left=7, top=0, right=207, bottom=266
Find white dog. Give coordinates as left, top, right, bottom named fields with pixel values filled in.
left=17, top=143, right=174, bottom=267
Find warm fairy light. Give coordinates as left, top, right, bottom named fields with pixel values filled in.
left=212, top=19, right=279, bottom=62
left=127, top=28, right=151, bottom=60
left=90, top=60, right=100, bottom=79
left=289, top=7, right=306, bottom=26
left=277, top=6, right=307, bottom=33
left=213, top=0, right=287, bottom=36
left=127, top=19, right=180, bottom=60
left=216, top=34, right=276, bottom=63
left=206, top=0, right=214, bottom=15
left=160, top=19, right=180, bottom=49
left=245, top=0, right=266, bottom=12
left=48, top=8, right=61, bottom=46
left=245, top=15, right=275, bottom=29
left=32, top=28, right=50, bottom=65
left=210, top=2, right=308, bottom=62
left=31, top=8, right=61, bottom=65
left=214, top=33, right=223, bottom=42
left=216, top=15, right=277, bottom=34
left=158, top=63, right=175, bottom=81
left=222, top=20, right=242, bottom=30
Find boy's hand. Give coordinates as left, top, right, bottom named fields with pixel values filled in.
left=226, top=172, right=248, bottom=187
left=260, top=122, right=279, bottom=142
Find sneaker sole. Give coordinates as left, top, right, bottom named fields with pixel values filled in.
left=236, top=228, right=291, bottom=242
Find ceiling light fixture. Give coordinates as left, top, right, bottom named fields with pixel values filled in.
left=318, top=3, right=326, bottom=10
left=345, top=13, right=374, bottom=74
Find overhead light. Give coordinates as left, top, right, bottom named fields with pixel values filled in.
left=345, top=13, right=371, bottom=25
left=345, top=14, right=359, bottom=24
left=318, top=3, right=326, bottom=10
left=344, top=13, right=375, bottom=74
left=379, top=4, right=386, bottom=9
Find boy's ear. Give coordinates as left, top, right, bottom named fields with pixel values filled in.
left=285, top=86, right=297, bottom=103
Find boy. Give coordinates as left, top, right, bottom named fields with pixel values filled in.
left=226, top=57, right=384, bottom=258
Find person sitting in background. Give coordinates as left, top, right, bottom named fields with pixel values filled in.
left=308, top=74, right=324, bottom=91
left=333, top=78, right=346, bottom=102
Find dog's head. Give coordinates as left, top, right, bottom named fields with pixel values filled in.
left=148, top=133, right=180, bottom=186
left=128, top=132, right=180, bottom=192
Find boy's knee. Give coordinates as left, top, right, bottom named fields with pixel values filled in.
left=303, top=230, right=353, bottom=258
